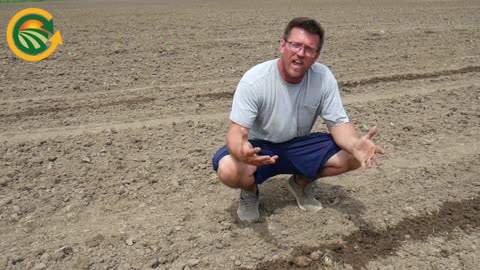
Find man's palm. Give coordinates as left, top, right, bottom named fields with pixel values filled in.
left=239, top=127, right=278, bottom=166
left=353, top=127, right=385, bottom=169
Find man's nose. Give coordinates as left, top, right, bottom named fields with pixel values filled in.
left=296, top=47, right=306, bottom=57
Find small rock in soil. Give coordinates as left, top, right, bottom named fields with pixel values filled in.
left=148, top=258, right=159, bottom=268
left=0, top=198, right=12, bottom=206
left=53, top=246, right=73, bottom=261
left=309, top=251, right=322, bottom=261
left=40, top=253, right=50, bottom=262
left=322, top=254, right=334, bottom=268
left=126, top=237, right=135, bottom=246
left=11, top=205, right=21, bottom=214
left=86, top=234, right=105, bottom=248
left=35, top=248, right=46, bottom=256
left=81, top=156, right=92, bottom=163
left=32, top=262, right=47, bottom=270
left=294, top=256, right=312, bottom=267
left=11, top=256, right=24, bottom=264
left=10, top=213, right=20, bottom=222
left=187, top=259, right=199, bottom=266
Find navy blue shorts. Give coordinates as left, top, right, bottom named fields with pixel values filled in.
left=211, top=132, right=341, bottom=184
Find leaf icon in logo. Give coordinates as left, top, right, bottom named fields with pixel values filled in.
left=16, top=19, right=49, bottom=54
left=19, top=28, right=48, bottom=51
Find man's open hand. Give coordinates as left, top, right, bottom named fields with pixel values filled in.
left=239, top=127, right=278, bottom=166
left=353, top=126, right=385, bottom=170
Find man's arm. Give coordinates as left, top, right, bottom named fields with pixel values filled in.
left=227, top=121, right=278, bottom=166
left=328, top=122, right=385, bottom=169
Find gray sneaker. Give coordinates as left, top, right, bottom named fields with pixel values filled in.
left=287, top=175, right=323, bottom=212
left=237, top=188, right=260, bottom=222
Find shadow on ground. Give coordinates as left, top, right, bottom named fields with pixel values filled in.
left=248, top=193, right=480, bottom=270
left=225, top=176, right=368, bottom=247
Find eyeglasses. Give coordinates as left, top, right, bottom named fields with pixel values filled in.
left=284, top=40, right=319, bottom=57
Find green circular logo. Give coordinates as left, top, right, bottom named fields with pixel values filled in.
left=7, top=8, right=62, bottom=62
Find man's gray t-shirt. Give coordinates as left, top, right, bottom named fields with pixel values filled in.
left=230, top=59, right=349, bottom=143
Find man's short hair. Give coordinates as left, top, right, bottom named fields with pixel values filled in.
left=283, top=17, right=325, bottom=52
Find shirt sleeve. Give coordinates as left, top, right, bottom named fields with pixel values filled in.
left=229, top=80, right=260, bottom=128
left=320, top=70, right=350, bottom=127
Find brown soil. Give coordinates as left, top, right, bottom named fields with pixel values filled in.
left=1, top=0, right=479, bottom=269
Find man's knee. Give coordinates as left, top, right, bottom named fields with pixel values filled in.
left=345, top=153, right=361, bottom=171
left=217, top=157, right=238, bottom=183
left=323, top=150, right=360, bottom=174
left=217, top=156, right=256, bottom=188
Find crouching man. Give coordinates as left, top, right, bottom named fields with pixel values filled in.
left=212, top=17, right=384, bottom=222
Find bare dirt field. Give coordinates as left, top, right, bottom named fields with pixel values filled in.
left=1, top=0, right=480, bottom=269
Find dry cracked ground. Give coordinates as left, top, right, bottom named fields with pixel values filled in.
left=0, top=0, right=479, bottom=269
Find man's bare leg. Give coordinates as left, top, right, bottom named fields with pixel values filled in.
left=217, top=155, right=257, bottom=191
left=217, top=155, right=260, bottom=222
left=294, top=150, right=361, bottom=188
left=288, top=150, right=360, bottom=211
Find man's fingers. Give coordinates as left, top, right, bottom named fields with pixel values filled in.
left=265, top=155, right=278, bottom=164
left=366, top=126, right=378, bottom=139
left=257, top=154, right=277, bottom=162
left=365, top=158, right=373, bottom=169
left=372, top=155, right=382, bottom=166
left=249, top=155, right=278, bottom=166
left=375, top=146, right=385, bottom=154
left=248, top=156, right=278, bottom=166
left=243, top=146, right=261, bottom=156
left=261, top=158, right=276, bottom=165
left=360, top=160, right=366, bottom=171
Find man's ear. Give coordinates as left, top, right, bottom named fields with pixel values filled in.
left=279, top=39, right=286, bottom=54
